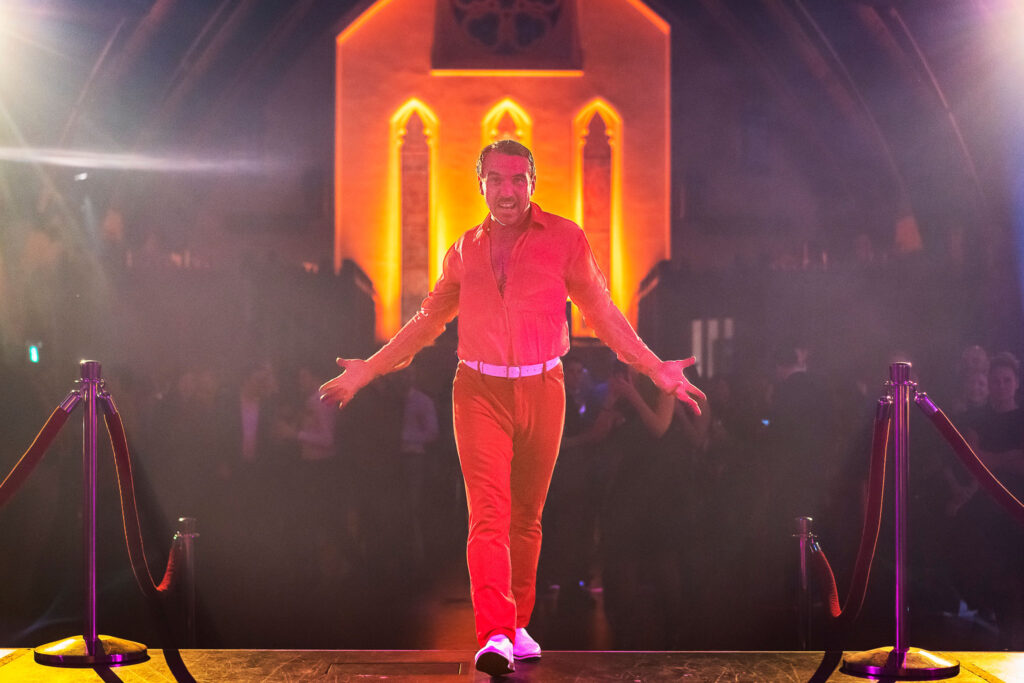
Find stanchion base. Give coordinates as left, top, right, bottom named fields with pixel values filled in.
left=842, top=646, right=959, bottom=680
left=34, top=634, right=149, bottom=667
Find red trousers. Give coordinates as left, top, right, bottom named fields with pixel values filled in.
left=452, top=362, right=565, bottom=646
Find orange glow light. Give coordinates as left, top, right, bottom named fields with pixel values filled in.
left=431, top=69, right=584, bottom=78
left=662, top=15, right=672, bottom=260
left=385, top=98, right=440, bottom=336
left=572, top=99, right=624, bottom=336
left=333, top=51, right=345, bottom=279
left=624, top=0, right=669, bottom=35
left=337, top=0, right=399, bottom=45
left=336, top=0, right=671, bottom=339
left=481, top=98, right=533, bottom=149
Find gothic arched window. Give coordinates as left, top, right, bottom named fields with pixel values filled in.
left=389, top=100, right=438, bottom=328
left=400, top=111, right=431, bottom=324
left=481, top=98, right=532, bottom=148
left=572, top=99, right=623, bottom=337
left=582, top=112, right=612, bottom=281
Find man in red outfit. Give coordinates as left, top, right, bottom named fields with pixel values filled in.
left=320, top=140, right=705, bottom=676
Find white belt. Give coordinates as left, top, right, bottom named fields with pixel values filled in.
left=463, top=357, right=561, bottom=378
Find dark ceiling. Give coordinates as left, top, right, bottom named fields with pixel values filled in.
left=1, top=0, right=1021, bottom=241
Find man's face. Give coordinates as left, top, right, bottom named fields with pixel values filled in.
left=479, top=152, right=535, bottom=226
left=965, top=371, right=988, bottom=406
left=988, top=366, right=1019, bottom=407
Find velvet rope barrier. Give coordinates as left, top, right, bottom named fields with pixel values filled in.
left=3, top=379, right=194, bottom=680
left=101, top=395, right=196, bottom=683
left=807, top=391, right=1024, bottom=683
left=916, top=393, right=1024, bottom=526
left=101, top=399, right=181, bottom=599
left=810, top=398, right=891, bottom=625
left=805, top=399, right=891, bottom=683
left=0, top=400, right=75, bottom=510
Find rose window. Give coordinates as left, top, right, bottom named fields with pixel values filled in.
left=450, top=0, right=564, bottom=53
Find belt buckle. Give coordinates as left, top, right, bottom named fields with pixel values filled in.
left=507, top=366, right=521, bottom=379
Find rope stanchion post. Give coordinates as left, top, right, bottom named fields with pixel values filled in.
left=795, top=516, right=815, bottom=650
left=85, top=359, right=99, bottom=652
left=894, top=361, right=909, bottom=654
left=3, top=360, right=194, bottom=674
left=176, top=516, right=199, bottom=647
left=34, top=360, right=149, bottom=667
left=841, top=362, right=959, bottom=680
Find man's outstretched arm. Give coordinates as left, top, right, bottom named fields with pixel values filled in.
left=566, top=232, right=706, bottom=414
left=319, top=243, right=462, bottom=409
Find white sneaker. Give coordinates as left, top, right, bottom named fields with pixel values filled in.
left=475, top=634, right=515, bottom=676
left=514, top=627, right=542, bottom=660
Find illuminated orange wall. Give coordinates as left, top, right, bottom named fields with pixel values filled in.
left=336, top=0, right=670, bottom=339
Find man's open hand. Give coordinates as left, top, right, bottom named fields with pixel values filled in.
left=652, top=358, right=707, bottom=415
left=318, top=358, right=375, bottom=409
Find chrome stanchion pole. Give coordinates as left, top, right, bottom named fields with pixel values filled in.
left=35, top=361, right=149, bottom=667
left=842, top=362, right=958, bottom=679
left=176, top=516, right=199, bottom=647
left=893, top=361, right=910, bottom=655
left=795, top=516, right=814, bottom=650
left=84, top=360, right=100, bottom=654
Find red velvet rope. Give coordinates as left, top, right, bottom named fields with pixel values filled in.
left=104, top=403, right=196, bottom=682
left=813, top=548, right=842, bottom=619
left=811, top=404, right=890, bottom=624
left=103, top=409, right=180, bottom=600
left=0, top=406, right=72, bottom=509
left=2, top=393, right=193, bottom=681
left=812, top=398, right=1024, bottom=628
left=921, top=403, right=1024, bottom=526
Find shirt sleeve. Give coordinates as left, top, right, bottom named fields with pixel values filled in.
left=365, top=241, right=462, bottom=376
left=566, top=229, right=661, bottom=376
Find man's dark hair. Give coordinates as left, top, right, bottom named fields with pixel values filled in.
left=990, top=351, right=1020, bottom=376
left=476, top=139, right=536, bottom=181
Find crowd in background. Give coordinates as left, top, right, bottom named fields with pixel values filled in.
left=1, top=322, right=1021, bottom=652
left=0, top=226, right=1021, bottom=651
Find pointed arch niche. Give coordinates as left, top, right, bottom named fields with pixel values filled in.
left=389, top=99, right=439, bottom=329
left=572, top=99, right=623, bottom=337
left=481, top=98, right=532, bottom=148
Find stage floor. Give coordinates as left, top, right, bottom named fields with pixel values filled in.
left=1, top=648, right=1022, bottom=682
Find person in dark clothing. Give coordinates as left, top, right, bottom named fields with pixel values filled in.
left=538, top=354, right=600, bottom=620
left=947, top=352, right=1024, bottom=648
left=599, top=363, right=689, bottom=650
left=766, top=343, right=838, bottom=524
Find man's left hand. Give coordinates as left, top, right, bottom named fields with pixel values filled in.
left=653, top=358, right=707, bottom=415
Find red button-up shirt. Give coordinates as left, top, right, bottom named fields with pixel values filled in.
left=367, top=203, right=660, bottom=376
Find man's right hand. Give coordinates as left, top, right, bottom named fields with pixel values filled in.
left=319, top=358, right=375, bottom=409
left=651, top=358, right=706, bottom=416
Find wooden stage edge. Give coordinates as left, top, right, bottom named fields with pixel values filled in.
left=1, top=648, right=1022, bottom=682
